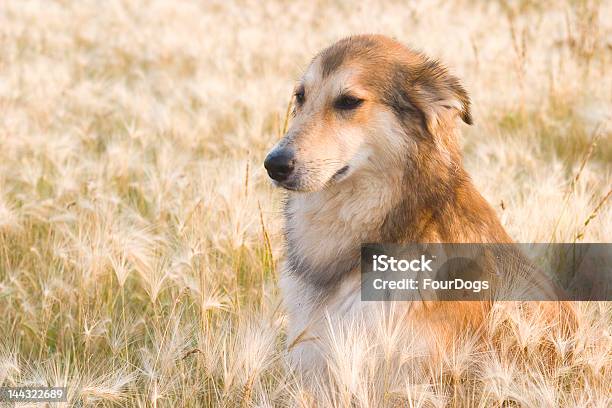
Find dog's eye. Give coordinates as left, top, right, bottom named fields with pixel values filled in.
left=334, top=95, right=363, bottom=111
left=294, top=88, right=305, bottom=105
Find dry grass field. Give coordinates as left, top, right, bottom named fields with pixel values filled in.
left=0, top=0, right=611, bottom=406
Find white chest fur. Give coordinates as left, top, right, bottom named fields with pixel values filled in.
left=280, top=173, right=401, bottom=369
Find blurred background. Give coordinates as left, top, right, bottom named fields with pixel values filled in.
left=0, top=1, right=610, bottom=406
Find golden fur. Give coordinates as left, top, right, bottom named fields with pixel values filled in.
left=265, top=35, right=575, bottom=371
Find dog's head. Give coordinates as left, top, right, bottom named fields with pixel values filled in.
left=264, top=35, right=472, bottom=192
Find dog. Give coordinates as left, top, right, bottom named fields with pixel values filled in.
left=264, top=35, right=574, bottom=371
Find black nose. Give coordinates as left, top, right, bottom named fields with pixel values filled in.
left=264, top=149, right=295, bottom=182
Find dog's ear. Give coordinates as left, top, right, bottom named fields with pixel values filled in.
left=391, top=58, right=472, bottom=135
left=414, top=59, right=472, bottom=131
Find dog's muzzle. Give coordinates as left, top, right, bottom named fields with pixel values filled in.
left=264, top=148, right=295, bottom=182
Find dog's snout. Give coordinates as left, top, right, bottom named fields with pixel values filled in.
left=264, top=149, right=295, bottom=182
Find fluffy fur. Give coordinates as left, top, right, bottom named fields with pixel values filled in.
left=265, top=35, right=574, bottom=371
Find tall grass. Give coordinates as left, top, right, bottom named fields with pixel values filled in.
left=0, top=0, right=610, bottom=406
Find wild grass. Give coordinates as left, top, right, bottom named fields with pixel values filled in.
left=0, top=0, right=610, bottom=406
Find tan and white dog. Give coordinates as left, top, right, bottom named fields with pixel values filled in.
left=264, top=35, right=573, bottom=371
